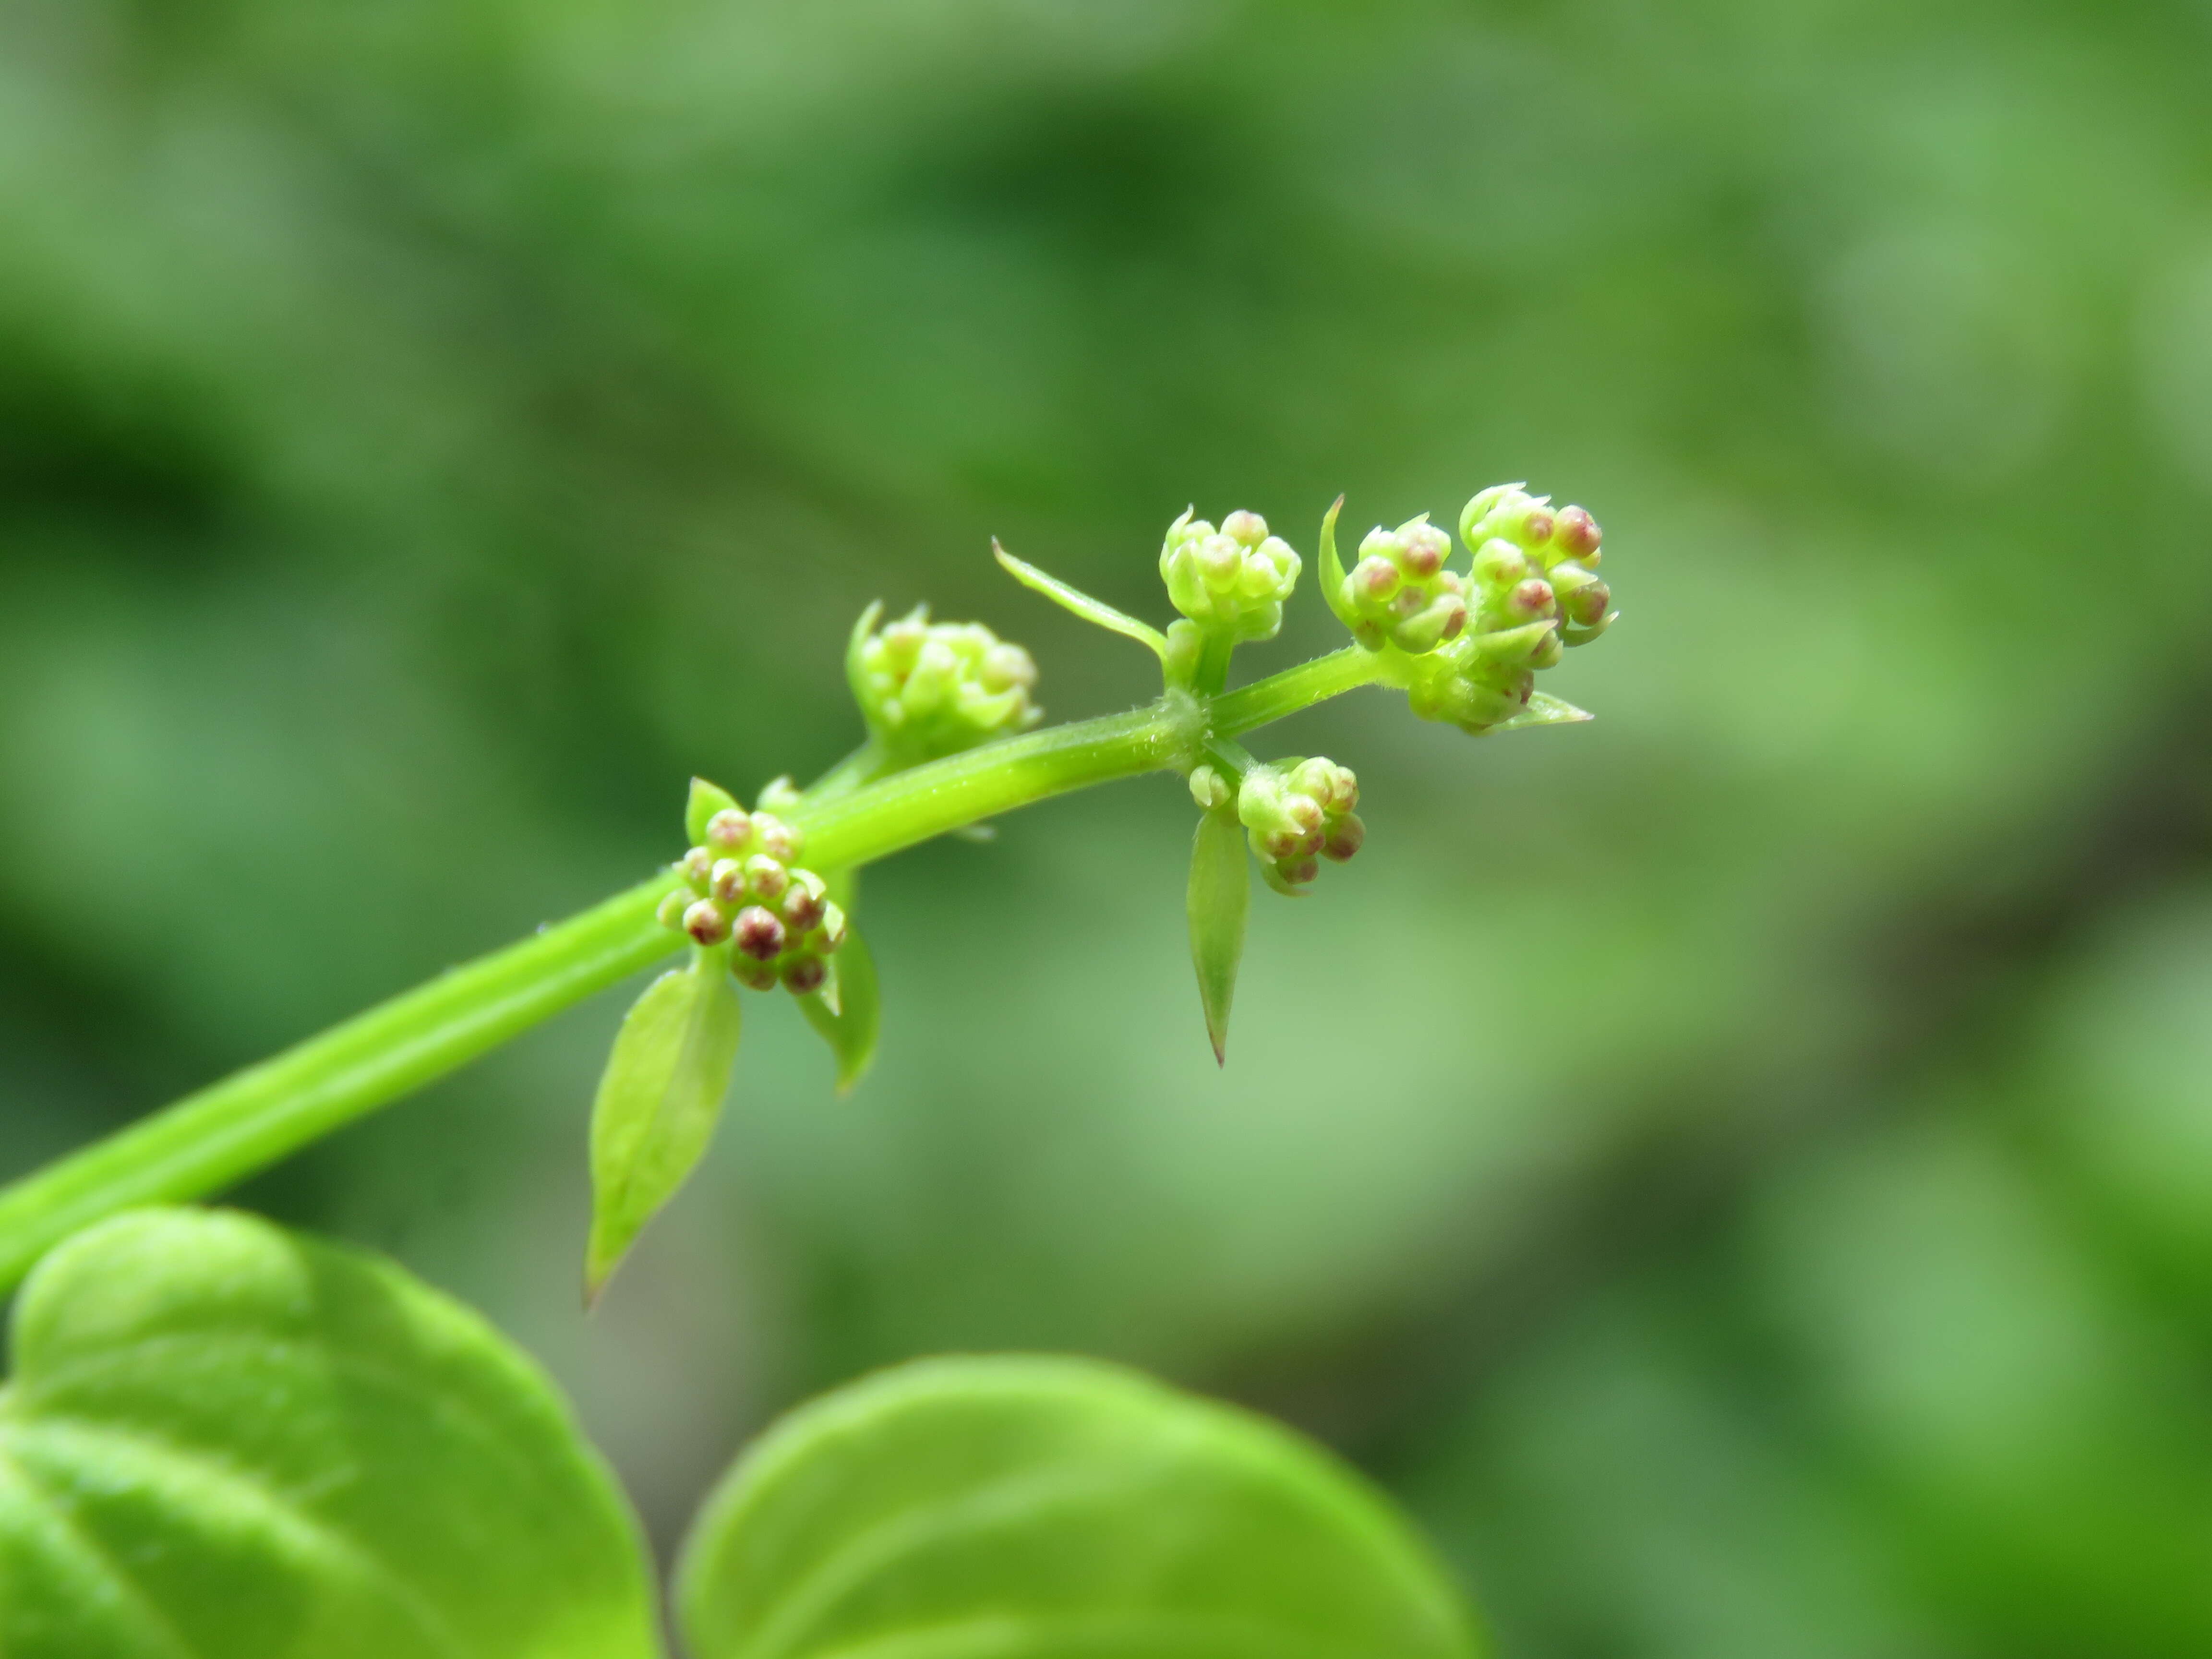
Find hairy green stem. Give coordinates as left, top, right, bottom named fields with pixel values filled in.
left=0, top=665, right=1373, bottom=1290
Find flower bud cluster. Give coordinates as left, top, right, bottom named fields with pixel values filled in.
left=657, top=805, right=849, bottom=995
left=1460, top=485, right=1611, bottom=646
left=1236, top=757, right=1364, bottom=896
left=852, top=605, right=1041, bottom=761
left=1160, top=508, right=1301, bottom=644
left=1397, top=485, right=1611, bottom=735
left=1338, top=515, right=1467, bottom=655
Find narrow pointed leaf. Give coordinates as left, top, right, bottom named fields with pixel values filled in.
left=796, top=924, right=881, bottom=1094
left=1188, top=806, right=1250, bottom=1065
left=685, top=776, right=742, bottom=845
left=1318, top=493, right=1358, bottom=631
left=586, top=953, right=742, bottom=1299
left=1494, top=690, right=1593, bottom=732
left=0, top=1208, right=660, bottom=1659
left=993, top=539, right=1168, bottom=660
left=844, top=599, right=885, bottom=716
left=675, top=1355, right=1480, bottom=1659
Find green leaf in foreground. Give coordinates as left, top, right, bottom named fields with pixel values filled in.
left=675, top=1354, right=1481, bottom=1659
left=587, top=952, right=743, bottom=1300
left=1188, top=805, right=1250, bottom=1065
left=0, top=1207, right=658, bottom=1659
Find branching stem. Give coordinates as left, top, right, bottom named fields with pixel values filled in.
left=0, top=655, right=1384, bottom=1289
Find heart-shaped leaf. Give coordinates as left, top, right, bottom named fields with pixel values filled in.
left=675, top=1354, right=1480, bottom=1659
left=0, top=1207, right=659, bottom=1659
left=588, top=953, right=743, bottom=1300
left=1187, top=806, right=1250, bottom=1065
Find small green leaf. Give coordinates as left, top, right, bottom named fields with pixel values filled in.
left=675, top=1354, right=1481, bottom=1659
left=1318, top=493, right=1359, bottom=632
left=0, top=1208, right=659, bottom=1659
left=685, top=776, right=742, bottom=845
left=994, top=539, right=1169, bottom=661
left=1188, top=805, right=1250, bottom=1065
left=1494, top=690, right=1593, bottom=731
left=797, top=926, right=881, bottom=1095
left=586, top=952, right=743, bottom=1300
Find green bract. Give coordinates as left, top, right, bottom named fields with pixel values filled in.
left=676, top=1354, right=1483, bottom=1659
left=0, top=1209, right=658, bottom=1659
left=587, top=950, right=744, bottom=1299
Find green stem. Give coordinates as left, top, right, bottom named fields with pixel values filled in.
left=0, top=661, right=1372, bottom=1290
left=1213, top=647, right=1386, bottom=735
left=0, top=878, right=681, bottom=1291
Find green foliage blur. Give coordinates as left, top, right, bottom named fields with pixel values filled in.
left=4, top=0, right=2210, bottom=1652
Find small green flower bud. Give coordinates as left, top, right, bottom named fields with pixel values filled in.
left=684, top=899, right=732, bottom=947
left=1551, top=564, right=1612, bottom=629
left=678, top=846, right=715, bottom=890
left=1322, top=812, right=1365, bottom=862
left=781, top=954, right=829, bottom=996
left=733, top=906, right=785, bottom=962
left=1338, top=515, right=1466, bottom=655
left=1159, top=508, right=1300, bottom=644
left=709, top=859, right=746, bottom=904
left=655, top=889, right=692, bottom=930
left=850, top=603, right=1043, bottom=761
left=704, top=808, right=752, bottom=852
left=752, top=814, right=801, bottom=863
left=731, top=954, right=779, bottom=992
left=1188, top=764, right=1232, bottom=811
left=744, top=855, right=789, bottom=902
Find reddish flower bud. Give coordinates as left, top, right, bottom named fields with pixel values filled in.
left=709, top=859, right=746, bottom=903
left=731, top=955, right=779, bottom=992
left=1323, top=813, right=1365, bottom=862
left=705, top=808, right=753, bottom=851
left=684, top=900, right=732, bottom=946
left=1554, top=504, right=1601, bottom=559
left=678, top=846, right=715, bottom=890
left=781, top=955, right=828, bottom=995
left=782, top=885, right=826, bottom=932
left=733, top=906, right=786, bottom=961
left=744, top=855, right=789, bottom=901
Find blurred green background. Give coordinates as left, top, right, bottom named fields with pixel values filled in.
left=5, top=0, right=2212, bottom=1651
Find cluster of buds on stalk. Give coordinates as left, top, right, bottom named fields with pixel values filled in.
left=1333, top=484, right=1612, bottom=736
left=1160, top=509, right=1301, bottom=647
left=848, top=603, right=1042, bottom=762
left=657, top=797, right=849, bottom=995
left=1337, top=516, right=1467, bottom=654
left=1194, top=757, right=1364, bottom=896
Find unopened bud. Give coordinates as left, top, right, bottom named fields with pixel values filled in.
left=1222, top=508, right=1268, bottom=547
left=1189, top=765, right=1232, bottom=811
left=781, top=955, right=828, bottom=995
left=1554, top=504, right=1602, bottom=560
left=733, top=906, right=786, bottom=962
left=684, top=900, right=732, bottom=946
left=731, top=955, right=779, bottom=992
left=656, top=889, right=692, bottom=929
left=753, top=814, right=801, bottom=862
left=678, top=846, right=715, bottom=890
left=709, top=859, right=746, bottom=903
left=1507, top=579, right=1557, bottom=620
left=705, top=808, right=752, bottom=851
left=782, top=884, right=826, bottom=932
left=744, top=855, right=789, bottom=902
left=853, top=604, right=1044, bottom=760
left=1323, top=813, right=1365, bottom=862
